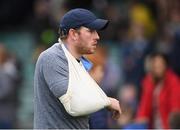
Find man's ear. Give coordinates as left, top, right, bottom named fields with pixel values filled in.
left=69, top=29, right=78, bottom=41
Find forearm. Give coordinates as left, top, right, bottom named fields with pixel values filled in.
left=59, top=89, right=110, bottom=116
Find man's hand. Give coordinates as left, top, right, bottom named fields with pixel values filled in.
left=107, top=97, right=122, bottom=120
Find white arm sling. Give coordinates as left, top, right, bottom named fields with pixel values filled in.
left=59, top=42, right=110, bottom=116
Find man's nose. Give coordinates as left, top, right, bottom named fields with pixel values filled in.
left=95, top=31, right=100, bottom=40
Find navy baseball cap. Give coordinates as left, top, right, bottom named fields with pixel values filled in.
left=59, top=8, right=109, bottom=32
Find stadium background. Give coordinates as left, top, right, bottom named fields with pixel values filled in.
left=0, top=0, right=180, bottom=128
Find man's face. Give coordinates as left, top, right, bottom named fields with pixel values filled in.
left=76, top=27, right=100, bottom=54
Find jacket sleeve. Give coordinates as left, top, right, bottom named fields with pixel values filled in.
left=136, top=75, right=153, bottom=121
left=169, top=74, right=180, bottom=112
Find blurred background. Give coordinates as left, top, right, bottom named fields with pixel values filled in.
left=0, top=0, right=180, bottom=129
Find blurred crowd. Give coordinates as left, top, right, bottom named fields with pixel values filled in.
left=0, top=0, right=180, bottom=129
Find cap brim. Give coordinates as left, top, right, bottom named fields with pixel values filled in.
left=85, top=19, right=109, bottom=30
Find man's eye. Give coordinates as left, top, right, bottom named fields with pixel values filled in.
left=88, top=29, right=95, bottom=33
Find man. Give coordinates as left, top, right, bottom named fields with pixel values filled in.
left=34, top=8, right=121, bottom=129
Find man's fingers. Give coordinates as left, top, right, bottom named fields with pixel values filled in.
left=112, top=110, right=120, bottom=120
left=108, top=97, right=122, bottom=120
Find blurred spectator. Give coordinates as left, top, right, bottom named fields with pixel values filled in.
left=101, top=45, right=123, bottom=97
left=129, top=3, right=157, bottom=38
left=117, top=83, right=137, bottom=128
left=28, top=0, right=59, bottom=47
left=155, top=26, right=174, bottom=55
left=120, top=18, right=153, bottom=92
left=0, top=43, right=22, bottom=128
left=166, top=6, right=180, bottom=76
left=86, top=45, right=108, bottom=84
left=136, top=52, right=180, bottom=129
left=154, top=26, right=180, bottom=76
left=86, top=45, right=109, bottom=129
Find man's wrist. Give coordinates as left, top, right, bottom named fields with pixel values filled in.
left=106, top=97, right=112, bottom=109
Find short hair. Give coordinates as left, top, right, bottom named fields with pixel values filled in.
left=148, top=52, right=169, bottom=66
left=58, top=27, right=81, bottom=40
left=58, top=28, right=68, bottom=40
